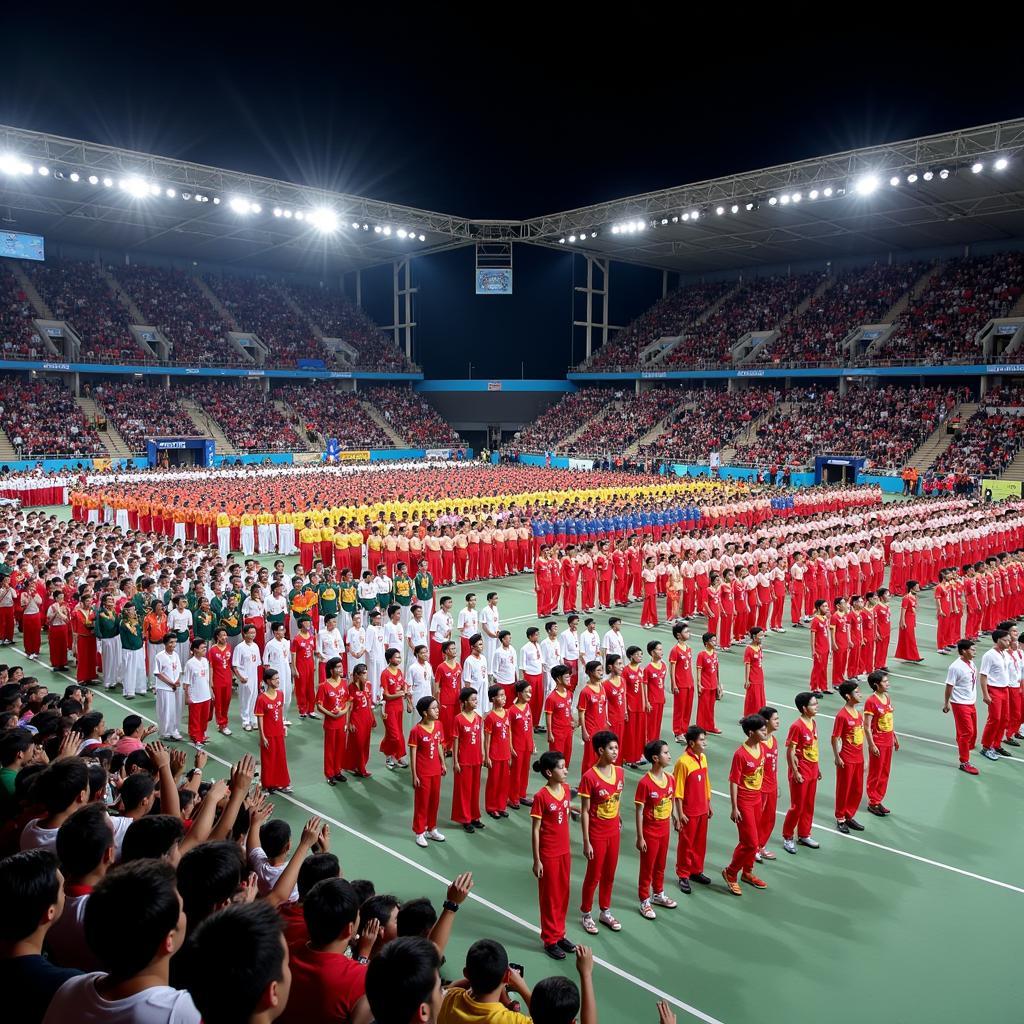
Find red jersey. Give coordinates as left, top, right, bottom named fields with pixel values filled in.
left=408, top=721, right=444, bottom=775
left=530, top=783, right=571, bottom=856
left=832, top=706, right=865, bottom=762
left=208, top=644, right=233, bottom=688
left=576, top=684, right=609, bottom=734
left=436, top=662, right=461, bottom=706
left=254, top=690, right=285, bottom=737
left=545, top=689, right=574, bottom=736
left=348, top=684, right=373, bottom=714
left=484, top=709, right=512, bottom=760
left=508, top=703, right=534, bottom=751
left=634, top=771, right=674, bottom=830
left=760, top=735, right=779, bottom=793
left=786, top=717, right=819, bottom=771
left=381, top=667, right=406, bottom=698
left=672, top=750, right=711, bottom=816
left=644, top=661, right=667, bottom=707
left=291, top=633, right=315, bottom=663
left=830, top=612, right=851, bottom=649
left=863, top=694, right=895, bottom=747
left=728, top=743, right=765, bottom=796
left=315, top=680, right=349, bottom=730
left=696, top=649, right=718, bottom=690
left=283, top=942, right=367, bottom=1024
left=603, top=678, right=627, bottom=723
left=743, top=644, right=764, bottom=685
left=811, top=615, right=830, bottom=654
left=874, top=603, right=891, bottom=634
left=579, top=765, right=624, bottom=824
left=622, top=664, right=644, bottom=710
left=669, top=643, right=693, bottom=689
left=454, top=712, right=483, bottom=766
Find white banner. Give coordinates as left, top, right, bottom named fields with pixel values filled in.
left=568, top=458, right=594, bottom=471
left=424, top=448, right=451, bottom=460
left=709, top=451, right=721, bottom=469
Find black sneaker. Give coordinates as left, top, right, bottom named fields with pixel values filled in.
left=507, top=801, right=520, bottom=810
left=462, top=823, right=475, bottom=833
left=995, top=746, right=1012, bottom=757
left=498, top=810, right=509, bottom=818
left=689, top=872, right=712, bottom=885
left=846, top=818, right=865, bottom=832
left=471, top=819, right=486, bottom=829
left=488, top=811, right=501, bottom=820
left=866, top=804, right=885, bottom=816
left=677, top=876, right=692, bottom=894
left=544, top=943, right=566, bottom=960
left=1004, top=737, right=1021, bottom=747
left=556, top=938, right=576, bottom=953
left=836, top=820, right=851, bottom=834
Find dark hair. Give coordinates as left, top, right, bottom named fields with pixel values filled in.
left=304, top=877, right=360, bottom=946
left=533, top=750, right=564, bottom=776
left=867, top=670, right=888, bottom=691
left=794, top=691, right=816, bottom=712
left=487, top=684, right=501, bottom=702
left=992, top=628, right=1010, bottom=644
left=120, top=772, right=156, bottom=812
left=0, top=849, right=61, bottom=942
left=121, top=815, right=186, bottom=863
left=365, top=936, right=441, bottom=1024
left=957, top=638, right=975, bottom=654
left=348, top=878, right=376, bottom=906
left=188, top=903, right=286, bottom=1024
left=530, top=975, right=582, bottom=1024
left=757, top=705, right=778, bottom=722
left=464, top=937, right=509, bottom=993
left=360, top=893, right=400, bottom=932
left=31, top=757, right=89, bottom=814
left=259, top=819, right=291, bottom=859
left=646, top=640, right=660, bottom=655
left=838, top=681, right=858, bottom=699
left=122, top=714, right=143, bottom=736
left=740, top=714, right=767, bottom=736
left=644, top=738, right=668, bottom=763
left=591, top=729, right=618, bottom=754
left=56, top=802, right=114, bottom=877
left=459, top=687, right=477, bottom=705
left=297, top=852, right=341, bottom=899
left=85, top=860, right=181, bottom=979
left=684, top=725, right=706, bottom=745
left=177, top=841, right=246, bottom=929
left=396, top=897, right=438, bottom=938
left=0, top=726, right=34, bottom=767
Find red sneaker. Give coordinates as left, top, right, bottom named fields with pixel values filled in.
left=741, top=872, right=768, bottom=889
left=959, top=762, right=980, bottom=775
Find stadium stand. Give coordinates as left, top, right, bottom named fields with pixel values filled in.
left=0, top=379, right=104, bottom=457
left=0, top=267, right=46, bottom=360
left=930, top=405, right=1024, bottom=478
left=361, top=386, right=461, bottom=447
left=88, top=380, right=189, bottom=453
left=181, top=382, right=302, bottom=451
left=563, top=387, right=683, bottom=454
left=22, top=258, right=145, bottom=363
left=113, top=264, right=234, bottom=366
left=511, top=387, right=616, bottom=451
left=273, top=385, right=390, bottom=449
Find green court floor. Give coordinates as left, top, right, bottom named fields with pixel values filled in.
left=26, top=508, right=1021, bottom=1024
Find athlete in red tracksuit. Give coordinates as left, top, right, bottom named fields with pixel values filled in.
left=809, top=602, right=830, bottom=693
left=531, top=752, right=574, bottom=956
left=508, top=680, right=536, bottom=806
left=634, top=739, right=678, bottom=917
left=578, top=733, right=625, bottom=933
left=832, top=682, right=866, bottom=832
left=722, top=715, right=768, bottom=893
left=757, top=709, right=780, bottom=861
left=409, top=696, right=446, bottom=842
left=864, top=671, right=898, bottom=814
left=484, top=688, right=513, bottom=816
left=452, top=689, right=484, bottom=830
left=672, top=728, right=712, bottom=893
left=669, top=624, right=694, bottom=739
left=782, top=692, right=821, bottom=849
left=621, top=651, right=646, bottom=767
left=315, top=662, right=350, bottom=783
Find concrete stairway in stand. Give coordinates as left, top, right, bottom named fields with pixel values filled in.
left=76, top=397, right=134, bottom=457
left=8, top=263, right=52, bottom=318
left=359, top=399, right=406, bottom=446
left=626, top=397, right=696, bottom=456
left=720, top=402, right=786, bottom=463
left=999, top=445, right=1024, bottom=482
left=0, top=426, right=18, bottom=461
left=273, top=399, right=318, bottom=451
left=909, top=403, right=979, bottom=471
left=179, top=398, right=239, bottom=456
left=193, top=277, right=240, bottom=330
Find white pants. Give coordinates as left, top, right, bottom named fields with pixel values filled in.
left=147, top=643, right=163, bottom=683
left=87, top=509, right=99, bottom=524
left=121, top=647, right=147, bottom=697
left=239, top=680, right=257, bottom=727
left=173, top=522, right=186, bottom=543
left=176, top=641, right=189, bottom=672
left=418, top=599, right=433, bottom=632
left=279, top=669, right=293, bottom=715
left=399, top=604, right=412, bottom=633
left=156, top=687, right=181, bottom=737
left=367, top=654, right=384, bottom=702
left=279, top=524, right=296, bottom=555
left=100, top=637, right=122, bottom=689
left=115, top=508, right=129, bottom=531
left=217, top=527, right=231, bottom=559
left=241, top=526, right=255, bottom=555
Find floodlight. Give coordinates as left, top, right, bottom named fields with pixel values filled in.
left=715, top=206, right=724, bottom=215
left=229, top=196, right=253, bottom=214
left=88, top=174, right=99, bottom=185
left=309, top=208, right=339, bottom=233
left=37, top=165, right=49, bottom=176
left=120, top=176, right=150, bottom=198
left=995, top=157, right=1009, bottom=171
left=939, top=169, right=949, bottom=179
left=397, top=228, right=408, bottom=238
left=69, top=172, right=80, bottom=182
left=889, top=176, right=900, bottom=187
left=808, top=190, right=819, bottom=200
left=854, top=175, right=879, bottom=196
left=418, top=234, right=426, bottom=241
left=823, top=187, right=833, bottom=197
left=149, top=183, right=161, bottom=196
left=971, top=162, right=983, bottom=174
left=923, top=171, right=934, bottom=181
left=731, top=205, right=739, bottom=214
left=383, top=226, right=392, bottom=236
left=273, top=207, right=282, bottom=217
left=791, top=192, right=801, bottom=203
left=906, top=173, right=918, bottom=183
left=779, top=194, right=790, bottom=205
left=768, top=197, right=778, bottom=206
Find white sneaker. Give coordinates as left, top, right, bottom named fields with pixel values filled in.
left=581, top=913, right=598, bottom=935
left=386, top=757, right=396, bottom=770
left=220, top=727, right=233, bottom=736
left=415, top=833, right=429, bottom=848
left=284, top=720, right=293, bottom=727
left=639, top=900, right=657, bottom=920
left=783, top=838, right=797, bottom=854
left=650, top=891, right=677, bottom=909
left=427, top=829, right=446, bottom=842
left=773, top=627, right=786, bottom=633
left=171, top=732, right=183, bottom=741
left=754, top=850, right=763, bottom=863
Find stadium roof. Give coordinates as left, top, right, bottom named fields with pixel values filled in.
left=1, top=118, right=1023, bottom=276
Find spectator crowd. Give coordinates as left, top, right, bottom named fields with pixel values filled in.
left=0, top=380, right=105, bottom=458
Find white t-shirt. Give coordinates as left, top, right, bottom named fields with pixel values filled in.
left=580, top=629, right=601, bottom=663
left=491, top=645, right=518, bottom=683
left=249, top=846, right=298, bottom=902
left=430, top=611, right=453, bottom=644
left=407, top=660, right=434, bottom=703
left=558, top=629, right=579, bottom=661
left=316, top=627, right=345, bottom=663
left=44, top=891, right=97, bottom=970
left=602, top=629, right=626, bottom=660
left=457, top=608, right=478, bottom=639
left=980, top=647, right=1010, bottom=688
left=232, top=641, right=261, bottom=685
left=42, top=974, right=200, bottom=1024
left=20, top=817, right=59, bottom=852
left=480, top=605, right=500, bottom=638
left=154, top=651, right=182, bottom=692
left=263, top=637, right=292, bottom=681
left=945, top=658, right=978, bottom=705
left=346, top=627, right=367, bottom=661
left=520, top=641, right=543, bottom=676
left=462, top=654, right=487, bottom=691
left=183, top=657, right=211, bottom=703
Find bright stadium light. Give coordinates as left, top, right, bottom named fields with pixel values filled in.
left=681, top=213, right=690, bottom=221
left=995, top=157, right=1009, bottom=171
left=854, top=174, right=879, bottom=196
left=120, top=176, right=150, bottom=198
left=373, top=225, right=382, bottom=234
left=0, top=155, right=31, bottom=175
left=37, top=165, right=49, bottom=176
left=418, top=234, right=426, bottom=242
left=295, top=211, right=305, bottom=221
left=251, top=203, right=261, bottom=213
left=808, top=190, right=819, bottom=200
left=397, top=228, right=408, bottom=238
left=568, top=235, right=577, bottom=243
left=579, top=233, right=588, bottom=240
left=745, top=202, right=754, bottom=211
left=87, top=174, right=99, bottom=185
left=971, top=161, right=983, bottom=173
left=779, top=194, right=790, bottom=205
left=823, top=186, right=833, bottom=197
left=284, top=209, right=293, bottom=218
left=689, top=211, right=699, bottom=221
left=149, top=182, right=161, bottom=196
left=907, top=173, right=918, bottom=183
left=272, top=207, right=282, bottom=217
left=382, top=226, right=392, bottom=236
left=661, top=218, right=668, bottom=225
left=352, top=221, right=360, bottom=229
left=768, top=196, right=778, bottom=206
left=731, top=204, right=739, bottom=214
left=636, top=221, right=645, bottom=231
left=939, top=168, right=949, bottom=179
left=69, top=172, right=80, bottom=182
left=923, top=171, right=934, bottom=181
left=715, top=206, right=724, bottom=215
left=308, top=208, right=338, bottom=232
left=792, top=192, right=802, bottom=203
left=212, top=197, right=221, bottom=205
left=229, top=196, right=254, bottom=214
left=559, top=237, right=565, bottom=244
left=889, top=176, right=901, bottom=187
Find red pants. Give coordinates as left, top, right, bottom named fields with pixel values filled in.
left=188, top=699, right=211, bottom=743
left=413, top=773, right=441, bottom=833
left=726, top=793, right=761, bottom=877
left=834, top=759, right=864, bottom=821
left=875, top=632, right=890, bottom=670
left=538, top=851, right=571, bottom=945
left=831, top=647, right=849, bottom=686
left=76, top=634, right=98, bottom=682
left=344, top=712, right=372, bottom=773
left=674, top=812, right=708, bottom=878
left=638, top=823, right=670, bottom=900
left=951, top=703, right=977, bottom=763
left=758, top=788, right=777, bottom=850
left=782, top=769, right=818, bottom=839
left=580, top=822, right=620, bottom=913
left=640, top=590, right=658, bottom=627
left=1004, top=687, right=1022, bottom=741
left=22, top=612, right=41, bottom=656
left=672, top=687, right=693, bottom=736
left=213, top=685, right=232, bottom=729
left=646, top=704, right=664, bottom=749
left=324, top=726, right=347, bottom=779
left=451, top=763, right=482, bottom=823
left=696, top=687, right=717, bottom=732
left=524, top=673, right=544, bottom=723
left=0, top=605, right=13, bottom=643
left=511, top=748, right=531, bottom=802
left=485, top=759, right=511, bottom=813
left=622, top=707, right=645, bottom=763
left=294, top=661, right=315, bottom=715
left=48, top=623, right=70, bottom=669
left=300, top=543, right=315, bottom=573
left=790, top=583, right=805, bottom=624
left=380, top=702, right=407, bottom=759
left=440, top=702, right=457, bottom=753
left=981, top=688, right=1008, bottom=750
left=866, top=744, right=893, bottom=805
left=743, top=682, right=766, bottom=718
left=549, top=729, right=573, bottom=768
left=598, top=578, right=612, bottom=608
left=260, top=733, right=290, bottom=789
left=810, top=652, right=829, bottom=692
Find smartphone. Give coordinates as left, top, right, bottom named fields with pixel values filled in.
left=508, top=963, right=525, bottom=979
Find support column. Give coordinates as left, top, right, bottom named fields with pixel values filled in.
left=390, top=259, right=417, bottom=360
left=355, top=270, right=362, bottom=309
left=573, top=257, right=613, bottom=364
left=838, top=376, right=848, bottom=397
left=980, top=375, right=989, bottom=399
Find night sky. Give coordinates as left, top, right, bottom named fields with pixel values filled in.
left=3, top=18, right=1019, bottom=377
